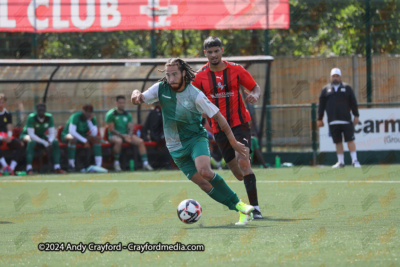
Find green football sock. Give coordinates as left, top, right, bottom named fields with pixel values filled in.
left=114, top=152, right=120, bottom=162
left=68, top=143, right=76, bottom=160
left=94, top=144, right=102, bottom=156
left=208, top=173, right=240, bottom=211
left=141, top=154, right=148, bottom=162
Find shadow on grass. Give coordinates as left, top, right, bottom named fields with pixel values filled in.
left=185, top=224, right=272, bottom=229
left=263, top=216, right=312, bottom=223
left=0, top=221, right=14, bottom=224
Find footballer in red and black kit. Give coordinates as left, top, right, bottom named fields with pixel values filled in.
left=0, top=94, right=22, bottom=175
left=193, top=36, right=263, bottom=219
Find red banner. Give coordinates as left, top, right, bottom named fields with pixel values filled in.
left=0, top=0, right=289, bottom=32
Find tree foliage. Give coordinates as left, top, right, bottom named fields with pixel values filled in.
left=1, top=0, right=399, bottom=59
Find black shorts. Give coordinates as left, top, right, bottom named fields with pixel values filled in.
left=329, top=123, right=355, bottom=143
left=214, top=123, right=251, bottom=163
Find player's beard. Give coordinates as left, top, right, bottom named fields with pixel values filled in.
left=210, top=57, right=221, bottom=66
left=170, top=76, right=185, bottom=92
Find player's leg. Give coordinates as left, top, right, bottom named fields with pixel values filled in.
left=214, top=132, right=244, bottom=181
left=24, top=135, right=35, bottom=174
left=87, top=135, right=102, bottom=167
left=219, top=123, right=262, bottom=218
left=191, top=138, right=254, bottom=225
left=234, top=124, right=262, bottom=218
left=129, top=135, right=153, bottom=170
left=190, top=157, right=254, bottom=225
left=110, top=135, right=123, bottom=171
left=330, top=125, right=345, bottom=168
left=0, top=142, right=6, bottom=171
left=51, top=139, right=66, bottom=173
left=64, top=134, right=77, bottom=170
left=344, top=124, right=360, bottom=167
left=6, top=138, right=22, bottom=173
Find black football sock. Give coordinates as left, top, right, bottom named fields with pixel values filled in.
left=243, top=173, right=259, bottom=206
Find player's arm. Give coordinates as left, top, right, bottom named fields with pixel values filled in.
left=87, top=119, right=98, bottom=137
left=127, top=122, right=134, bottom=138
left=27, top=127, right=49, bottom=146
left=69, top=116, right=88, bottom=143
left=131, top=83, right=159, bottom=105
left=106, top=112, right=123, bottom=137
left=6, top=123, right=13, bottom=137
left=107, top=122, right=123, bottom=137
left=47, top=116, right=55, bottom=143
left=2, top=113, right=13, bottom=142
left=317, top=89, right=327, bottom=127
left=213, top=112, right=247, bottom=157
left=195, top=92, right=246, bottom=157
left=349, top=87, right=360, bottom=125
left=244, top=84, right=261, bottom=104
left=26, top=115, right=49, bottom=146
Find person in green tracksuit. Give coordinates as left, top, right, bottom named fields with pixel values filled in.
left=105, top=95, right=153, bottom=171
left=20, top=103, right=66, bottom=174
left=61, top=104, right=102, bottom=171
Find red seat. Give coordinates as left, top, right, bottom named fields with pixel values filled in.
left=12, top=126, right=23, bottom=139
left=133, top=124, right=157, bottom=147
left=0, top=127, right=24, bottom=150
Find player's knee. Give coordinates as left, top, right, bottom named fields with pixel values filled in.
left=198, top=167, right=214, bottom=179
left=137, top=138, right=144, bottom=146
left=238, top=157, right=251, bottom=172
left=113, top=137, right=122, bottom=145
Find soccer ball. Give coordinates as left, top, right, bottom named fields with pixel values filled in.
left=177, top=199, right=202, bottom=224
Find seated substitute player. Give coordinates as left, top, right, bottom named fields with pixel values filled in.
left=106, top=95, right=153, bottom=171
left=193, top=36, right=263, bottom=218
left=131, top=58, right=255, bottom=225
left=0, top=93, right=22, bottom=175
left=61, top=104, right=102, bottom=171
left=20, top=103, right=66, bottom=174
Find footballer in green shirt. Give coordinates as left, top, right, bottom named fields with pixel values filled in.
left=20, top=103, right=66, bottom=174
left=61, top=104, right=102, bottom=171
left=105, top=95, right=153, bottom=171
left=131, top=58, right=254, bottom=225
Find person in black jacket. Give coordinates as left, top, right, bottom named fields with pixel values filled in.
left=317, top=68, right=361, bottom=168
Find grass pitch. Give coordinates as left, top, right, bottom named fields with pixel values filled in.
left=0, top=165, right=399, bottom=266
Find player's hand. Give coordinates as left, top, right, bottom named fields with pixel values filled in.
left=353, top=117, right=359, bottom=125
left=317, top=120, right=324, bottom=127
left=83, top=142, right=91, bottom=148
left=42, top=141, right=50, bottom=147
left=243, top=90, right=259, bottom=104
left=131, top=90, right=145, bottom=105
left=3, top=136, right=12, bottom=143
left=122, top=134, right=131, bottom=143
left=232, top=141, right=247, bottom=158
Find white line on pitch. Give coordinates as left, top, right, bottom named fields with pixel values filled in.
left=1, top=180, right=400, bottom=183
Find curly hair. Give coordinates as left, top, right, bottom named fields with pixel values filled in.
left=159, top=58, right=196, bottom=85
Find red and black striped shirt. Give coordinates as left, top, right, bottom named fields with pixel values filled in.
left=192, top=61, right=256, bottom=133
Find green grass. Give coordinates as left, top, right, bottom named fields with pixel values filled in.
left=0, top=166, right=399, bottom=266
